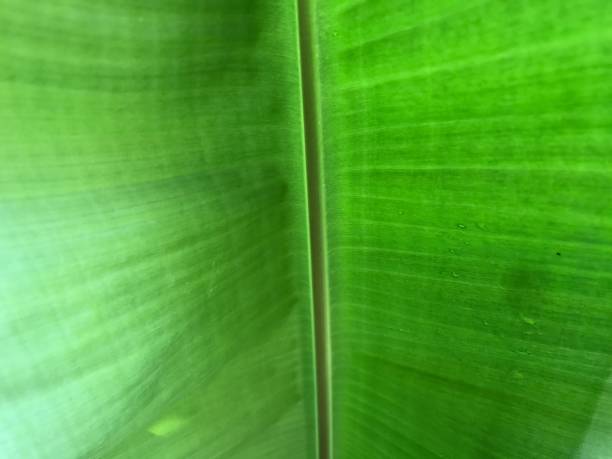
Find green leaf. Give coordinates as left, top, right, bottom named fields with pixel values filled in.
left=1, top=1, right=611, bottom=458
left=0, top=1, right=315, bottom=457
left=318, top=1, right=612, bottom=458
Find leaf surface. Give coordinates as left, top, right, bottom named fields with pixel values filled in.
left=317, top=1, right=612, bottom=458
left=0, top=1, right=316, bottom=457
left=1, top=1, right=612, bottom=458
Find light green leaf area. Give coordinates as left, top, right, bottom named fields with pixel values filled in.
left=0, top=1, right=315, bottom=458
left=1, top=1, right=612, bottom=458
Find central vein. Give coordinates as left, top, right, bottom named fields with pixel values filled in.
left=296, top=0, right=332, bottom=458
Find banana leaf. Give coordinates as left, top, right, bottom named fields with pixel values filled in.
left=1, top=1, right=611, bottom=458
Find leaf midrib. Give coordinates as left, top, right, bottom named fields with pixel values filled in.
left=296, top=0, right=332, bottom=458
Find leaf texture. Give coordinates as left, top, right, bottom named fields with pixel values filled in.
left=317, top=1, right=612, bottom=458
left=1, top=1, right=612, bottom=458
left=0, top=1, right=315, bottom=457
